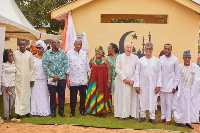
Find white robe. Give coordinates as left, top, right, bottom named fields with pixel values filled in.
left=172, top=63, right=200, bottom=123
left=134, top=56, right=162, bottom=111
left=13, top=50, right=34, bottom=115
left=114, top=53, right=139, bottom=118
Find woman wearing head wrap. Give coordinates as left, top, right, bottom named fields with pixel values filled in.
left=30, top=40, right=50, bottom=116
left=85, top=46, right=112, bottom=117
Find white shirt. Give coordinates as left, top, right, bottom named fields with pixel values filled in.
left=1, top=62, right=16, bottom=87
left=159, top=55, right=179, bottom=92
left=66, top=49, right=90, bottom=86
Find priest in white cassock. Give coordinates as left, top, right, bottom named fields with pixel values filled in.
left=134, top=42, right=162, bottom=124
left=114, top=42, right=139, bottom=119
left=159, top=44, right=179, bottom=125
left=172, top=50, right=200, bottom=129
left=14, top=40, right=34, bottom=119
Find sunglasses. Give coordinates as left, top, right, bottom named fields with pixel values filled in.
left=36, top=47, right=42, bottom=50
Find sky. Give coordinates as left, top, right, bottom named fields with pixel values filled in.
left=192, top=0, right=200, bottom=4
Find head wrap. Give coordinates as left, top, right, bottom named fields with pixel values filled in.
left=95, top=46, right=104, bottom=52
left=35, top=40, right=47, bottom=51
left=183, top=50, right=191, bottom=56
left=30, top=45, right=37, bottom=53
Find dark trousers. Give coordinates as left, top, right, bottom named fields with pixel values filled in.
left=48, top=79, right=66, bottom=114
left=70, top=85, right=87, bottom=114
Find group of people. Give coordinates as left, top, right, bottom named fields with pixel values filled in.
left=114, top=42, right=200, bottom=129
left=1, top=38, right=200, bottom=130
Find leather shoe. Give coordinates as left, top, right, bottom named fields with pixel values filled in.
left=16, top=114, right=21, bottom=119
left=80, top=111, right=86, bottom=116
left=69, top=113, right=74, bottom=117
left=26, top=113, right=32, bottom=118
left=149, top=119, right=156, bottom=124
left=139, top=117, right=145, bottom=122
left=51, top=113, right=56, bottom=118
left=165, top=121, right=170, bottom=125
left=58, top=112, right=65, bottom=117
left=186, top=123, right=194, bottom=129
left=158, top=119, right=166, bottom=123
left=175, top=123, right=183, bottom=126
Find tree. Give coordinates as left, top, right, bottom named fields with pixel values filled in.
left=14, top=0, right=72, bottom=34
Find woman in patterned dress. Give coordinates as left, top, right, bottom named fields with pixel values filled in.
left=85, top=46, right=111, bottom=117
left=107, top=43, right=119, bottom=97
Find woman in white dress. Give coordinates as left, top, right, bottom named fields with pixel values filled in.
left=31, top=40, right=50, bottom=116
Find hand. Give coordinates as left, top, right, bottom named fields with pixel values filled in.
left=6, top=87, right=11, bottom=94
left=66, top=80, right=70, bottom=89
left=53, top=75, right=60, bottom=82
left=135, top=87, right=140, bottom=94
left=172, top=88, right=176, bottom=94
left=155, top=87, right=160, bottom=94
left=129, top=80, right=134, bottom=86
left=123, top=78, right=130, bottom=84
left=107, top=82, right=110, bottom=89
left=30, top=81, right=34, bottom=88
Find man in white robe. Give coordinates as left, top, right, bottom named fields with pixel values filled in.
left=159, top=44, right=179, bottom=125
left=114, top=42, right=139, bottom=119
left=14, top=40, right=34, bottom=118
left=172, top=50, right=200, bottom=129
left=134, top=43, right=162, bottom=124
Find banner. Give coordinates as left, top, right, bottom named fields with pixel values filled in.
left=0, top=26, right=6, bottom=92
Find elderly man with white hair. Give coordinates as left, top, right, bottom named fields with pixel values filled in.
left=114, top=42, right=139, bottom=119
left=30, top=40, right=50, bottom=116
left=134, top=42, right=162, bottom=124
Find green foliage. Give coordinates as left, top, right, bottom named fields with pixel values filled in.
left=111, top=18, right=145, bottom=23
left=14, top=0, right=72, bottom=34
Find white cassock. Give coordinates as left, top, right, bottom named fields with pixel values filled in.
left=172, top=63, right=200, bottom=123
left=14, top=50, right=34, bottom=115
left=134, top=56, right=162, bottom=119
left=114, top=53, right=139, bottom=118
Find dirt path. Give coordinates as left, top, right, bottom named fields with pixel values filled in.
left=0, top=123, right=200, bottom=133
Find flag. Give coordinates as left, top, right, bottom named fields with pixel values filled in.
left=62, top=13, right=77, bottom=52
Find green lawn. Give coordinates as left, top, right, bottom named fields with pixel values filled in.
left=0, top=95, right=191, bottom=132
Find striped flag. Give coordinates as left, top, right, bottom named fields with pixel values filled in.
left=62, top=13, right=77, bottom=52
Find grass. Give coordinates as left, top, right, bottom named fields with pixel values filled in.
left=0, top=95, right=191, bottom=132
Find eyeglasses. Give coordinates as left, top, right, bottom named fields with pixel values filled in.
left=145, top=48, right=152, bottom=51
left=36, top=47, right=42, bottom=50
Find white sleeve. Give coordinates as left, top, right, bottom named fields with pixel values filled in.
left=133, top=60, right=141, bottom=87
left=173, top=59, right=179, bottom=89
left=115, top=56, right=126, bottom=81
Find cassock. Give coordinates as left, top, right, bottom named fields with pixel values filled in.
left=172, top=63, right=200, bottom=123
left=134, top=56, right=162, bottom=118
left=14, top=50, right=34, bottom=115
left=114, top=53, right=139, bottom=118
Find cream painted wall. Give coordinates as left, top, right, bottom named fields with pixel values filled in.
left=71, top=0, right=200, bottom=63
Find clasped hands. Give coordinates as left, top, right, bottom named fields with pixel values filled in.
left=123, top=78, right=134, bottom=86
left=135, top=87, right=160, bottom=94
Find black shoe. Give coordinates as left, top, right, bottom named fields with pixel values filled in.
left=186, top=123, right=194, bottom=129
left=58, top=112, right=65, bottom=117
left=80, top=111, right=86, bottom=116
left=26, top=113, right=32, bottom=118
left=139, top=117, right=145, bottom=122
left=149, top=119, right=156, bottom=124
left=175, top=123, right=182, bottom=126
left=69, top=113, right=75, bottom=117
left=51, top=113, right=56, bottom=118
left=16, top=114, right=21, bottom=119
